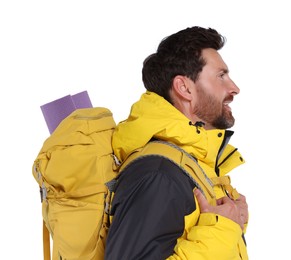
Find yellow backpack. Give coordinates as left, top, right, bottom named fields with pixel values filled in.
left=33, top=107, right=232, bottom=260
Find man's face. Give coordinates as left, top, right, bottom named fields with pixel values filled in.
left=192, top=48, right=240, bottom=129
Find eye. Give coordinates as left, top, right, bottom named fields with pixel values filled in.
left=218, top=69, right=229, bottom=79
left=219, top=73, right=225, bottom=79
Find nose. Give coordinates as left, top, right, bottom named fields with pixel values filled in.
left=230, top=79, right=240, bottom=95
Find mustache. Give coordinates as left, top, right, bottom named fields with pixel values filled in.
left=223, top=95, right=234, bottom=103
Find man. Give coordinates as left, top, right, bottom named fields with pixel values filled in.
left=105, top=26, right=249, bottom=259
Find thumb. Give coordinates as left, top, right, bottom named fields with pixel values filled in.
left=194, top=188, right=210, bottom=213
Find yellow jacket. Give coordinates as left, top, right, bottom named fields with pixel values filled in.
left=109, top=91, right=248, bottom=259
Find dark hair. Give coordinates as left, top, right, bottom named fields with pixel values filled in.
left=142, top=26, right=226, bottom=103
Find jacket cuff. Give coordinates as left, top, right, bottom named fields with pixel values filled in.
left=188, top=212, right=242, bottom=245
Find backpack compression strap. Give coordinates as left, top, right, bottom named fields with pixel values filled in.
left=211, top=176, right=240, bottom=200
left=119, top=141, right=217, bottom=206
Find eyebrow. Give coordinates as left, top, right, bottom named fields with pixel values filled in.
left=220, top=68, right=229, bottom=74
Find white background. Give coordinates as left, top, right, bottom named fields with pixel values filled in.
left=1, top=0, right=290, bottom=259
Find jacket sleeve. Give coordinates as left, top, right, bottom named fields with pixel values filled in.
left=168, top=212, right=243, bottom=259
left=105, top=157, right=193, bottom=260
left=105, top=157, right=243, bottom=260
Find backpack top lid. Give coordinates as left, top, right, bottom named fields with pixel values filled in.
left=40, top=90, right=93, bottom=134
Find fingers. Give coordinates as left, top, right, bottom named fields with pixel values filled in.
left=218, top=197, right=245, bottom=230
left=216, top=196, right=230, bottom=205
left=235, top=194, right=248, bottom=224
left=218, top=195, right=247, bottom=230
left=194, top=189, right=248, bottom=231
left=194, top=188, right=210, bottom=213
left=237, top=193, right=246, bottom=202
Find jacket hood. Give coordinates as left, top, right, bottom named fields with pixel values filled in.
left=112, top=91, right=245, bottom=173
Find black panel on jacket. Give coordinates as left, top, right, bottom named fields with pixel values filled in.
left=105, top=155, right=197, bottom=260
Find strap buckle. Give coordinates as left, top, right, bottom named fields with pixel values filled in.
left=40, top=183, right=47, bottom=202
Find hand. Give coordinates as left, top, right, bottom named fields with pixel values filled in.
left=232, top=193, right=248, bottom=225
left=194, top=189, right=248, bottom=230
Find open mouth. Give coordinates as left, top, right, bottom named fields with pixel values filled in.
left=223, top=101, right=232, bottom=111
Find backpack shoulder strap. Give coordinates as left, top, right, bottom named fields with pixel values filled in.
left=119, top=140, right=216, bottom=205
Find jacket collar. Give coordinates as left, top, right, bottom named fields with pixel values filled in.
left=113, top=91, right=244, bottom=173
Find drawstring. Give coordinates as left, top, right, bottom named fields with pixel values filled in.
left=189, top=121, right=205, bottom=133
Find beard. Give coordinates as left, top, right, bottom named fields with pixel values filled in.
left=193, top=87, right=235, bottom=129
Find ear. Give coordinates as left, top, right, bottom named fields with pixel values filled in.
left=172, top=75, right=192, bottom=101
